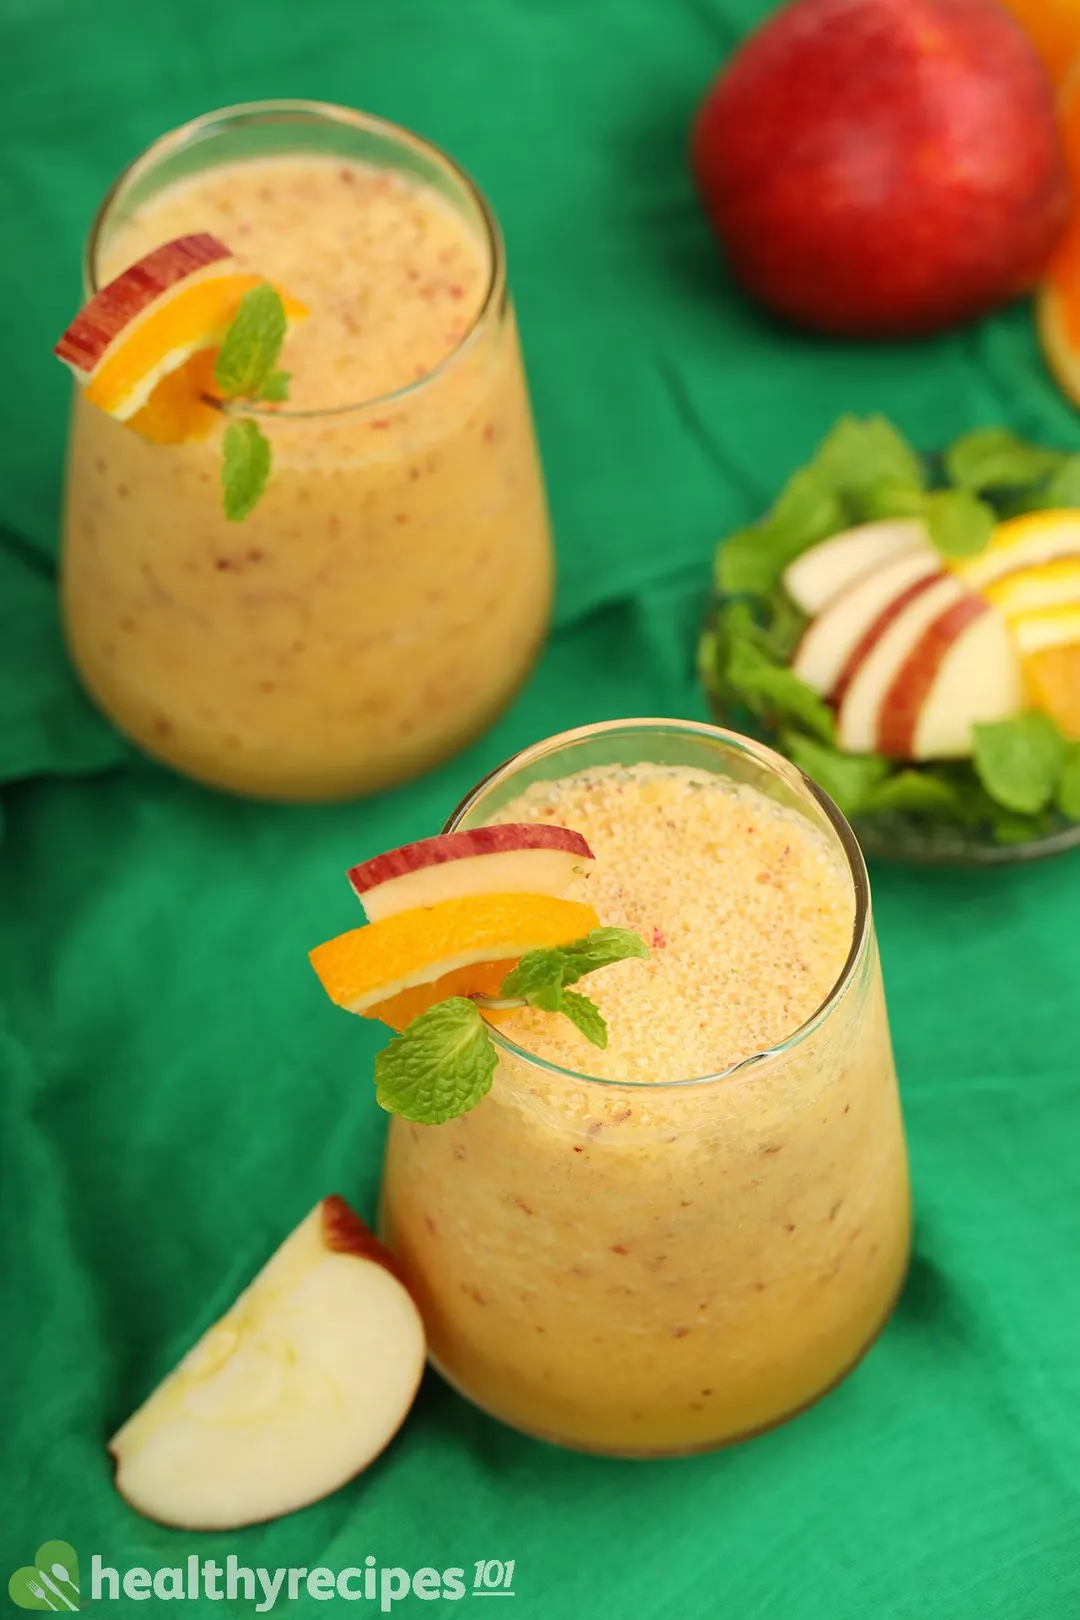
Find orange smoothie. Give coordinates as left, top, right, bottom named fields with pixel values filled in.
left=60, top=107, right=552, bottom=800
left=381, top=727, right=910, bottom=1455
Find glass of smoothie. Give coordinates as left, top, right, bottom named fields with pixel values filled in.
left=59, top=101, right=553, bottom=800
left=380, top=718, right=911, bottom=1455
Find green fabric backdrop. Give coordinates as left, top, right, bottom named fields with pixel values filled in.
left=2, top=0, right=1079, bottom=1614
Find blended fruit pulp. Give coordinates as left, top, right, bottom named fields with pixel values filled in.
left=61, top=153, right=552, bottom=799
left=381, top=764, right=911, bottom=1454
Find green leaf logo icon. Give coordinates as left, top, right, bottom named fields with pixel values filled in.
left=9, top=1542, right=80, bottom=1610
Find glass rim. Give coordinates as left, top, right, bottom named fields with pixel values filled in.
left=82, top=98, right=506, bottom=423
left=444, top=717, right=873, bottom=1091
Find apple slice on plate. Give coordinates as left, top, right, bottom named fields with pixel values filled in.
left=348, top=824, right=595, bottom=922
left=838, top=577, right=1023, bottom=758
left=110, top=1196, right=424, bottom=1530
left=792, top=548, right=943, bottom=698
left=783, top=519, right=931, bottom=615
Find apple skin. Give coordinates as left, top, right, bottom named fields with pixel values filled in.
left=348, top=824, right=594, bottom=895
left=691, top=0, right=1070, bottom=338
left=54, top=233, right=232, bottom=379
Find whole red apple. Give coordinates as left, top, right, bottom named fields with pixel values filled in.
left=691, top=0, right=1071, bottom=338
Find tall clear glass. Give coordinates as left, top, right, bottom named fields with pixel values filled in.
left=59, top=102, right=552, bottom=801
left=380, top=719, right=911, bottom=1455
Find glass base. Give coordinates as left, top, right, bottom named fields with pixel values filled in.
left=425, top=1259, right=910, bottom=1459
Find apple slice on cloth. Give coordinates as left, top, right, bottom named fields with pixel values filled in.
left=782, top=519, right=931, bottom=615
left=348, top=825, right=595, bottom=923
left=109, top=1197, right=424, bottom=1530
left=310, top=893, right=600, bottom=1023
left=53, top=235, right=307, bottom=433
left=792, top=549, right=943, bottom=697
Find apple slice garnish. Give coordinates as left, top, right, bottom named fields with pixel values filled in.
left=783, top=519, right=930, bottom=615
left=348, top=824, right=595, bottom=923
left=109, top=1197, right=425, bottom=1531
left=54, top=233, right=232, bottom=382
left=54, top=235, right=307, bottom=427
left=791, top=549, right=943, bottom=697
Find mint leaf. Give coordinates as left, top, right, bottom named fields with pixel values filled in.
left=214, top=284, right=287, bottom=400
left=1056, top=746, right=1080, bottom=820
left=374, top=998, right=496, bottom=1124
left=559, top=991, right=608, bottom=1049
left=861, top=770, right=964, bottom=817
left=759, top=591, right=809, bottom=663
left=727, top=635, right=836, bottom=743
left=782, top=731, right=890, bottom=817
left=501, top=928, right=648, bottom=1004
left=260, top=369, right=291, bottom=403
left=944, top=428, right=1063, bottom=494
left=717, top=468, right=847, bottom=596
left=815, top=414, right=925, bottom=508
left=1042, top=455, right=1080, bottom=509
left=856, top=479, right=927, bottom=522
left=222, top=419, right=271, bottom=522
left=973, top=713, right=1068, bottom=814
left=925, top=489, right=995, bottom=560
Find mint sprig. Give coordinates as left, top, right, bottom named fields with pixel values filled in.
left=374, top=998, right=496, bottom=1126
left=371, top=928, right=649, bottom=1123
left=213, top=284, right=291, bottom=522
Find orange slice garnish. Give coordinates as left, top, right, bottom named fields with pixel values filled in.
left=1024, top=643, right=1080, bottom=738
left=126, top=350, right=223, bottom=445
left=309, top=894, right=599, bottom=1018
left=84, top=271, right=306, bottom=421
left=365, top=959, right=518, bottom=1033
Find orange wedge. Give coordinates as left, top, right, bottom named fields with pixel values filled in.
left=84, top=271, right=306, bottom=422
left=1024, top=642, right=1080, bottom=736
left=309, top=894, right=599, bottom=1018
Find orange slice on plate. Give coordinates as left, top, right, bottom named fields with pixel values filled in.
left=309, top=894, right=599, bottom=1024
left=1024, top=643, right=1080, bottom=737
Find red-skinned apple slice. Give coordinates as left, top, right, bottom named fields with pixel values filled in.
left=894, top=601, right=1023, bottom=759
left=54, top=233, right=232, bottom=382
left=348, top=824, right=595, bottom=923
left=837, top=574, right=966, bottom=754
left=783, top=519, right=930, bottom=615
left=109, top=1196, right=424, bottom=1530
left=838, top=577, right=1023, bottom=758
left=791, top=549, right=943, bottom=697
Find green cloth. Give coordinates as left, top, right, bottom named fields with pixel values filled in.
left=3, top=0, right=1080, bottom=1614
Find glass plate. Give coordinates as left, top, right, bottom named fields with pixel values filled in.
left=703, top=679, right=1080, bottom=868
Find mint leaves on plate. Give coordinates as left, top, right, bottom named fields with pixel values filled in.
left=213, top=284, right=292, bottom=521
left=701, top=414, right=1080, bottom=847
left=372, top=928, right=649, bottom=1124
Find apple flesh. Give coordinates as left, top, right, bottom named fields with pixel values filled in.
left=783, top=519, right=930, bottom=615
left=54, top=233, right=232, bottom=383
left=109, top=1196, right=424, bottom=1530
left=792, top=549, right=943, bottom=697
left=838, top=579, right=1023, bottom=757
left=691, top=0, right=1069, bottom=338
left=348, top=824, right=595, bottom=923
left=837, top=574, right=966, bottom=752
left=897, top=601, right=1025, bottom=759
